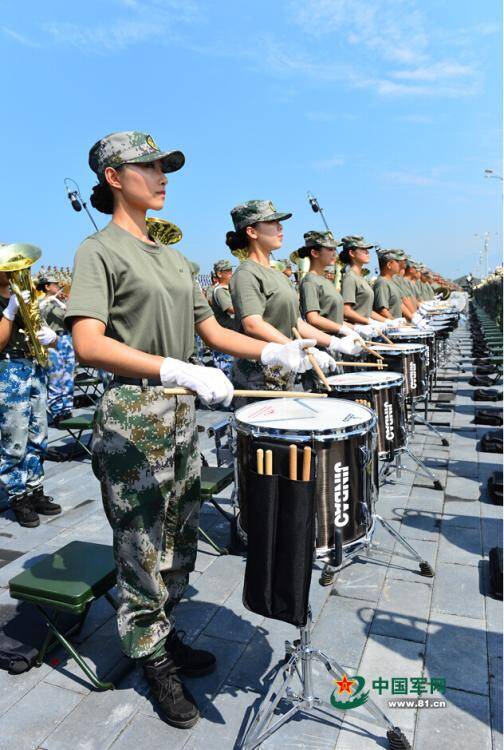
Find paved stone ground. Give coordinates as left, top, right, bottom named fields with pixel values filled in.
left=0, top=320, right=501, bottom=750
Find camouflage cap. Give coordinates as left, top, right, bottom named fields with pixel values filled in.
left=377, top=248, right=404, bottom=262
left=213, top=259, right=233, bottom=273
left=40, top=274, right=59, bottom=285
left=189, top=261, right=200, bottom=276
left=230, top=200, right=292, bottom=231
left=89, top=131, right=185, bottom=178
left=302, top=230, right=341, bottom=250
left=278, top=258, right=292, bottom=268
left=340, top=235, right=374, bottom=250
left=324, top=264, right=336, bottom=273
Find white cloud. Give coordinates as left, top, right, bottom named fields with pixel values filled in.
left=1, top=25, right=38, bottom=47
left=391, top=62, right=475, bottom=81
left=42, top=0, right=201, bottom=53
left=312, top=156, right=346, bottom=170
left=395, top=114, right=434, bottom=124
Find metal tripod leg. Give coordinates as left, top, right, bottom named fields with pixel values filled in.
left=374, top=514, right=434, bottom=577
left=402, top=447, right=443, bottom=490
left=241, top=611, right=412, bottom=750
left=414, top=413, right=449, bottom=447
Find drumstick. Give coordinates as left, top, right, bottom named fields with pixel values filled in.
left=256, top=448, right=264, bottom=475
left=162, top=387, right=328, bottom=399
left=360, top=341, right=384, bottom=360
left=292, top=327, right=331, bottom=392
left=331, top=361, right=388, bottom=368
left=302, top=447, right=311, bottom=481
left=289, top=444, right=297, bottom=481
left=265, top=449, right=273, bottom=476
left=379, top=331, right=394, bottom=345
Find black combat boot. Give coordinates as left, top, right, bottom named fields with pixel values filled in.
left=165, top=629, right=216, bottom=677
left=29, top=486, right=62, bottom=516
left=143, top=653, right=200, bottom=729
left=11, top=493, right=40, bottom=528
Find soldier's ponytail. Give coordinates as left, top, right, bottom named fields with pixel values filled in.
left=225, top=228, right=249, bottom=254
left=90, top=181, right=115, bottom=214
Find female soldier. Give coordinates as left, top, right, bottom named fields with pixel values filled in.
left=339, top=236, right=403, bottom=330
left=227, top=202, right=360, bottom=394
left=65, top=131, right=316, bottom=730
left=298, top=230, right=361, bottom=339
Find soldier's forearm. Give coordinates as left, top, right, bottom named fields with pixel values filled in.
left=0, top=316, right=14, bottom=352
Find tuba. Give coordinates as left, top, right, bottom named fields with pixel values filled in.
left=0, top=243, right=48, bottom=366
left=146, top=217, right=183, bottom=245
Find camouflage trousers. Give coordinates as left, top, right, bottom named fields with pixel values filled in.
left=212, top=350, right=234, bottom=380
left=47, top=333, right=75, bottom=420
left=0, top=359, right=47, bottom=500
left=92, top=385, right=201, bottom=660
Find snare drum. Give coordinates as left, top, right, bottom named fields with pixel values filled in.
left=233, top=398, right=377, bottom=560
left=327, top=371, right=406, bottom=457
left=388, top=327, right=436, bottom=373
left=366, top=343, right=428, bottom=400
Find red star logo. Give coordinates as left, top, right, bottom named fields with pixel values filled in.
left=335, top=674, right=355, bottom=695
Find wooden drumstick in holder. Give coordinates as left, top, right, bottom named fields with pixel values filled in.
left=292, top=327, right=331, bottom=392
left=302, top=447, right=311, bottom=482
left=265, top=450, right=273, bottom=476
left=256, top=448, right=264, bottom=475
left=289, top=444, right=297, bottom=481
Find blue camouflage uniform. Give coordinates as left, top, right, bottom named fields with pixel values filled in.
left=0, top=296, right=48, bottom=502
left=42, top=297, right=75, bottom=420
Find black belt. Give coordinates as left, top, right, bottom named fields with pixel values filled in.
left=112, top=376, right=162, bottom=386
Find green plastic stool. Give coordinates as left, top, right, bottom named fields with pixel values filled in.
left=9, top=541, right=118, bottom=690
left=57, top=413, right=94, bottom=457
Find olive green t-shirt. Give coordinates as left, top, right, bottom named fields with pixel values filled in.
left=393, top=275, right=410, bottom=299
left=341, top=268, right=374, bottom=318
left=300, top=272, right=343, bottom=324
left=65, top=221, right=212, bottom=361
left=373, top=276, right=403, bottom=318
left=43, top=298, right=66, bottom=333
left=424, top=282, right=435, bottom=300
left=210, top=284, right=236, bottom=330
left=229, top=260, right=299, bottom=338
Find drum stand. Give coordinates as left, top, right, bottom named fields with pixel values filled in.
left=379, top=444, right=443, bottom=491
left=241, top=608, right=412, bottom=750
left=411, top=395, right=449, bottom=447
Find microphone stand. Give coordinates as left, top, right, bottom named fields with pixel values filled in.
left=64, top=177, right=99, bottom=232
left=306, top=191, right=340, bottom=289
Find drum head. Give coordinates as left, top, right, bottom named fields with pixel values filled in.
left=372, top=343, right=425, bottom=354
left=391, top=328, right=434, bottom=339
left=328, top=371, right=403, bottom=387
left=234, top=397, right=374, bottom=440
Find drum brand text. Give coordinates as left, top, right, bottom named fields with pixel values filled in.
left=334, top=462, right=350, bottom=528
left=384, top=401, right=395, bottom=442
left=409, top=363, right=417, bottom=390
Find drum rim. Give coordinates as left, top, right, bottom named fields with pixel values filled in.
left=328, top=371, right=404, bottom=390
left=233, top=399, right=377, bottom=442
left=371, top=342, right=427, bottom=354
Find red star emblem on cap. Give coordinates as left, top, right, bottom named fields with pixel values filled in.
left=335, top=674, right=355, bottom=695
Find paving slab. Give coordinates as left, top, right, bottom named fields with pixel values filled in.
left=415, top=687, right=492, bottom=750
left=432, top=562, right=486, bottom=619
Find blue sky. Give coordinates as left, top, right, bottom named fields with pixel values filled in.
left=1, top=0, right=501, bottom=279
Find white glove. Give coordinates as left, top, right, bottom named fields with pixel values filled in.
left=369, top=319, right=388, bottom=331
left=160, top=358, right=234, bottom=407
left=307, top=348, right=338, bottom=373
left=411, top=312, right=425, bottom=326
left=260, top=339, right=317, bottom=374
left=338, top=324, right=354, bottom=337
left=329, top=335, right=363, bottom=357
left=354, top=324, right=376, bottom=339
left=2, top=290, right=31, bottom=321
left=36, top=325, right=57, bottom=346
left=384, top=317, right=406, bottom=329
